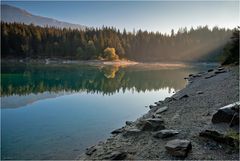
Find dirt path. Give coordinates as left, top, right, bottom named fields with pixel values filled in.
left=77, top=65, right=239, bottom=160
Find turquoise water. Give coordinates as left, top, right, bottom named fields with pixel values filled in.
left=1, top=63, right=215, bottom=159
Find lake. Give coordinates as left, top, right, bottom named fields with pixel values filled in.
left=1, top=62, right=216, bottom=160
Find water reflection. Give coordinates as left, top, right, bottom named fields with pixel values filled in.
left=1, top=63, right=192, bottom=96
left=1, top=62, right=214, bottom=108
left=1, top=62, right=216, bottom=159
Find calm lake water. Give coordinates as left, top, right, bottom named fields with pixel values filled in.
left=1, top=62, right=216, bottom=160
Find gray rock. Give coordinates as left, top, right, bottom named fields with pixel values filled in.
left=212, top=102, right=240, bottom=126
left=155, top=106, right=168, bottom=114
left=195, top=74, right=202, bottom=77
left=137, top=118, right=165, bottom=131
left=164, top=97, right=176, bottom=102
left=199, top=130, right=224, bottom=142
left=205, top=74, right=216, bottom=79
left=165, top=139, right=192, bottom=157
left=125, top=121, right=133, bottom=126
left=218, top=67, right=225, bottom=71
left=153, top=129, right=179, bottom=138
left=179, top=94, right=189, bottom=100
left=199, top=130, right=239, bottom=147
left=197, top=91, right=203, bottom=94
left=145, top=118, right=164, bottom=123
left=214, top=70, right=227, bottom=74
left=123, top=128, right=141, bottom=136
left=85, top=146, right=96, bottom=155
left=152, top=113, right=162, bottom=118
left=149, top=105, right=155, bottom=109
left=154, top=101, right=163, bottom=106
left=103, top=151, right=127, bottom=160
left=111, top=127, right=124, bottom=134
left=208, top=69, right=214, bottom=72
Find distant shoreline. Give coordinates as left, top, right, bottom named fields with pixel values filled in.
left=1, top=58, right=219, bottom=68
left=1, top=58, right=138, bottom=66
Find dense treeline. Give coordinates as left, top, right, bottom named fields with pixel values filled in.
left=1, top=22, right=233, bottom=62
left=221, top=27, right=239, bottom=65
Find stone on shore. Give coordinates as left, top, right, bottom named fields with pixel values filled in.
left=215, top=70, right=227, bottom=74
left=165, top=139, right=192, bottom=157
left=155, top=106, right=168, bottom=114
left=199, top=130, right=224, bottom=142
left=152, top=113, right=162, bottom=118
left=103, top=151, right=127, bottom=160
left=218, top=67, right=225, bottom=71
left=199, top=130, right=239, bottom=147
left=205, top=74, right=216, bottom=79
left=197, top=91, right=203, bottom=94
left=154, top=101, right=163, bottom=106
left=195, top=74, right=202, bottom=77
left=153, top=129, right=179, bottom=138
left=164, top=97, right=176, bottom=102
left=85, top=146, right=97, bottom=156
left=179, top=94, right=189, bottom=100
left=111, top=127, right=125, bottom=134
left=125, top=121, right=133, bottom=126
left=149, top=105, right=155, bottom=109
left=212, top=102, right=240, bottom=126
left=137, top=118, right=165, bottom=131
left=123, top=128, right=141, bottom=136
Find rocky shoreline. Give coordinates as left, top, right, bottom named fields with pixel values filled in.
left=77, top=65, right=239, bottom=160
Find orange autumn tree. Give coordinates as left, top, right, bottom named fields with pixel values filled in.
left=103, top=47, right=119, bottom=61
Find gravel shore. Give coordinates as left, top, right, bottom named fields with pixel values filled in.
left=77, top=65, right=239, bottom=160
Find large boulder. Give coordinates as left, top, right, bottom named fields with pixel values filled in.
left=153, top=129, right=179, bottom=139
left=165, top=139, right=192, bottom=157
left=212, top=102, right=239, bottom=126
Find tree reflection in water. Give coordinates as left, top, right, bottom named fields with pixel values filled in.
left=1, top=62, right=209, bottom=96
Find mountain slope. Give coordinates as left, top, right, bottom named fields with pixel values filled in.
left=1, top=4, right=86, bottom=30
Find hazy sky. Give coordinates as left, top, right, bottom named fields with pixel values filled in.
left=2, top=1, right=239, bottom=33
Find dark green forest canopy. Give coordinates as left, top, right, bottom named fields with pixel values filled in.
left=221, top=27, right=239, bottom=65
left=1, top=22, right=234, bottom=62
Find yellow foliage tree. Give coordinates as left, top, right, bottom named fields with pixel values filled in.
left=103, top=47, right=119, bottom=61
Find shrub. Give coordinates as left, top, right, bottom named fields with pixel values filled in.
left=103, top=47, right=119, bottom=61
